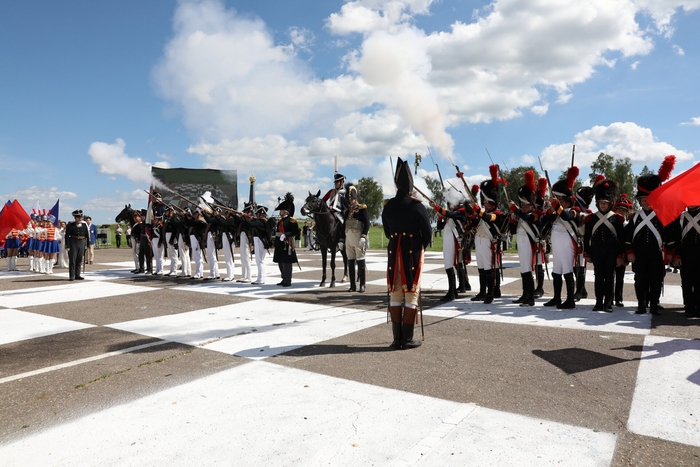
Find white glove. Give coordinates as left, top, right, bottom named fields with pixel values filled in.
left=338, top=241, right=344, bottom=251
left=280, top=234, right=286, bottom=241
left=359, top=237, right=367, bottom=250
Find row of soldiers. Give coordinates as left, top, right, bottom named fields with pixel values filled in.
left=428, top=155, right=699, bottom=317
left=381, top=155, right=700, bottom=351
left=126, top=192, right=299, bottom=286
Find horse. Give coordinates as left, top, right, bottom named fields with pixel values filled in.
left=115, top=204, right=142, bottom=272
left=300, top=191, right=348, bottom=288
left=115, top=204, right=135, bottom=226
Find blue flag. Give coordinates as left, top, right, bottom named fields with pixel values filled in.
left=49, top=199, right=60, bottom=226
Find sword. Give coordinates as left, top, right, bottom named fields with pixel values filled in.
left=419, top=289, right=424, bottom=341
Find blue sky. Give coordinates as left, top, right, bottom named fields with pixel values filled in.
left=1, top=0, right=699, bottom=223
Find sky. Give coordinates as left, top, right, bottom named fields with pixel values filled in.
left=1, top=0, right=699, bottom=224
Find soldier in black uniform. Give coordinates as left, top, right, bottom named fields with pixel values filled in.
left=382, top=157, right=431, bottom=350
left=533, top=177, right=550, bottom=298
left=626, top=156, right=676, bottom=315
left=583, top=179, right=625, bottom=312
left=613, top=193, right=634, bottom=306
left=65, top=209, right=89, bottom=281
left=273, top=193, right=299, bottom=287
left=671, top=205, right=700, bottom=316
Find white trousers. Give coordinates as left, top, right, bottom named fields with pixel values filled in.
left=253, top=237, right=266, bottom=283
left=239, top=232, right=251, bottom=281
left=166, top=232, right=179, bottom=274
left=151, top=237, right=164, bottom=273
left=516, top=228, right=534, bottom=273
left=178, top=234, right=191, bottom=276
left=474, top=236, right=494, bottom=270
left=551, top=223, right=575, bottom=275
left=222, top=233, right=235, bottom=280
left=190, top=235, right=204, bottom=278
left=206, top=232, right=219, bottom=278
left=442, top=224, right=457, bottom=269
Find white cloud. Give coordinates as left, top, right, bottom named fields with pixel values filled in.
left=673, top=44, right=685, bottom=55
left=149, top=0, right=693, bottom=189
left=87, top=139, right=170, bottom=184
left=631, top=60, right=640, bottom=69
left=633, top=0, right=700, bottom=36
left=681, top=116, right=700, bottom=126
left=539, top=121, right=693, bottom=174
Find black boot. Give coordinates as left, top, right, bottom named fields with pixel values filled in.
left=391, top=322, right=402, bottom=349
left=462, top=264, right=471, bottom=291
left=520, top=272, right=535, bottom=307
left=543, top=273, right=562, bottom=307
left=347, top=259, right=356, bottom=292
left=357, top=260, right=366, bottom=293
left=558, top=272, right=576, bottom=309
left=573, top=266, right=588, bottom=301
left=513, top=272, right=527, bottom=303
left=401, top=307, right=422, bottom=349
left=389, top=306, right=403, bottom=349
left=440, top=268, right=457, bottom=302
left=456, top=264, right=466, bottom=293
left=483, top=269, right=494, bottom=304
left=471, top=269, right=486, bottom=301
left=493, top=270, right=501, bottom=298
left=533, top=265, right=544, bottom=298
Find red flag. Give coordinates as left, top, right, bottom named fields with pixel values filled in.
left=647, top=162, right=700, bottom=226
left=0, top=200, right=31, bottom=239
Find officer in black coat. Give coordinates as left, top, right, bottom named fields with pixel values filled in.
left=382, top=157, right=431, bottom=350
left=273, top=193, right=299, bottom=287
left=65, top=209, right=89, bottom=281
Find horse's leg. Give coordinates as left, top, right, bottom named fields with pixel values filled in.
left=319, top=248, right=327, bottom=287
left=329, top=250, right=336, bottom=288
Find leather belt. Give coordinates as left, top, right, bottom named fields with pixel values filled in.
left=71, top=236, right=86, bottom=239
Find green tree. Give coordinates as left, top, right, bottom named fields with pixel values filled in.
left=424, top=175, right=445, bottom=223
left=588, top=152, right=638, bottom=208
left=500, top=165, right=539, bottom=209
left=355, top=177, right=384, bottom=221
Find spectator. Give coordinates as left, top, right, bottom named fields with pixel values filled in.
left=115, top=225, right=123, bottom=248
left=85, top=216, right=98, bottom=264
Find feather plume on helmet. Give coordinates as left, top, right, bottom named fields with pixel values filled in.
left=480, top=164, right=501, bottom=206
left=636, top=155, right=676, bottom=198
left=551, top=166, right=579, bottom=200
left=517, top=170, right=537, bottom=205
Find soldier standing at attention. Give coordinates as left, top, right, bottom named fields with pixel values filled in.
left=382, top=157, right=431, bottom=350
left=65, top=209, right=89, bottom=281
left=273, top=193, right=299, bottom=287
left=583, top=178, right=625, bottom=312
left=344, top=184, right=370, bottom=293
left=626, top=156, right=676, bottom=315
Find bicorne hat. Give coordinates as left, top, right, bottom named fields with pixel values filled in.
left=394, top=157, right=414, bottom=194
left=275, top=192, right=295, bottom=217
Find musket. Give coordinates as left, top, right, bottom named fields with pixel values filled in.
left=446, top=156, right=478, bottom=204
left=412, top=185, right=439, bottom=206
left=536, top=156, right=553, bottom=199
left=427, top=147, right=445, bottom=189
left=142, top=189, right=183, bottom=214
left=170, top=191, right=203, bottom=211
left=571, top=144, right=576, bottom=168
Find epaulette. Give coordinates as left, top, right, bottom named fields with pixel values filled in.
left=358, top=203, right=367, bottom=209
left=290, top=217, right=298, bottom=223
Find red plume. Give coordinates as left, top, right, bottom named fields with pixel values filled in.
left=471, top=184, right=480, bottom=196
left=537, top=177, right=548, bottom=198
left=658, top=155, right=676, bottom=182
left=524, top=170, right=535, bottom=192
left=566, top=166, right=579, bottom=191
left=489, top=164, right=499, bottom=184
left=593, top=174, right=605, bottom=186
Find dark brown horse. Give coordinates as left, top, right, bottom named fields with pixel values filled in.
left=300, top=191, right=347, bottom=287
